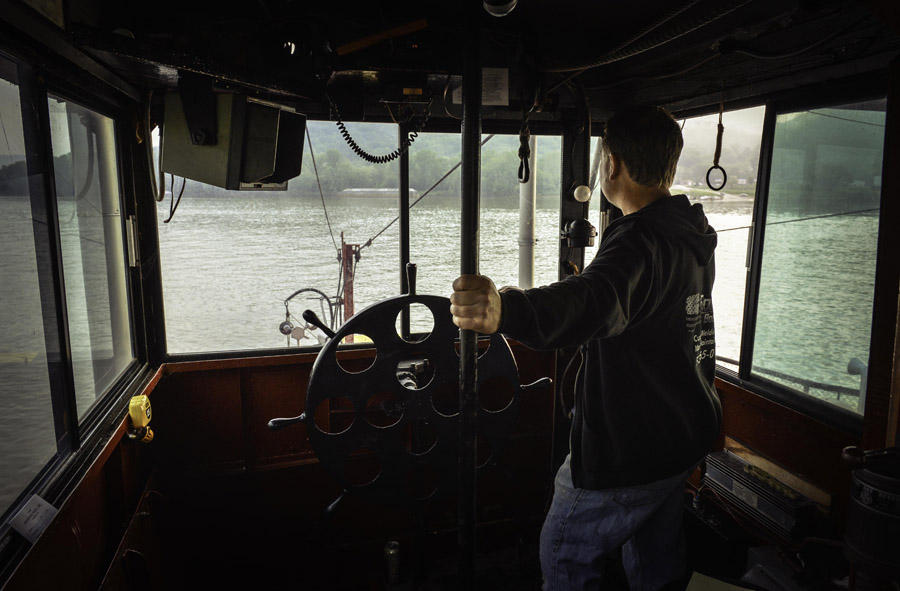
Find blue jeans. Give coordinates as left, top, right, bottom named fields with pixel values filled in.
left=539, top=455, right=692, bottom=591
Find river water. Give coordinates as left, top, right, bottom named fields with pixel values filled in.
left=155, top=192, right=875, bottom=413
left=0, top=191, right=876, bottom=516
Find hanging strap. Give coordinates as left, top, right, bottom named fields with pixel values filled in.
left=706, top=102, right=728, bottom=190
left=518, top=120, right=531, bottom=183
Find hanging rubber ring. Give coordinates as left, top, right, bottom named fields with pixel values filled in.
left=706, top=165, right=727, bottom=191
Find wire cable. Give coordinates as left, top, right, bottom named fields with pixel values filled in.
left=805, top=110, right=885, bottom=127
left=724, top=16, right=869, bottom=61
left=543, top=0, right=705, bottom=91
left=542, top=0, right=750, bottom=75
left=305, top=127, right=340, bottom=256
left=714, top=207, right=879, bottom=233
left=162, top=174, right=186, bottom=223
left=329, top=96, right=431, bottom=164
left=358, top=134, right=496, bottom=251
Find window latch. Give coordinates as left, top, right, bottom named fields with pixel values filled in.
left=126, top=215, right=139, bottom=268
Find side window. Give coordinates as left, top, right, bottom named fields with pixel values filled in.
left=49, top=96, right=134, bottom=418
left=0, top=62, right=57, bottom=516
left=751, top=98, right=886, bottom=414
left=675, top=107, right=766, bottom=373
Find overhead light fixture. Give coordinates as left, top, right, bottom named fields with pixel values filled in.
left=483, top=0, right=517, bottom=17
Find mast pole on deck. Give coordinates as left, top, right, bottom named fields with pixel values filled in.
left=458, top=15, right=482, bottom=590
left=518, top=135, right=537, bottom=289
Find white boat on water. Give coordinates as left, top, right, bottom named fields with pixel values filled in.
left=340, top=187, right=420, bottom=199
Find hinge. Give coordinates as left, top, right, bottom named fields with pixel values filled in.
left=125, top=215, right=139, bottom=268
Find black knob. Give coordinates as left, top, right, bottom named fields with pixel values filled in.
left=302, top=310, right=336, bottom=339
left=406, top=263, right=417, bottom=296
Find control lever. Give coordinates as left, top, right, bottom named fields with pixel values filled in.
left=406, top=263, right=417, bottom=296
left=521, top=377, right=553, bottom=391
left=267, top=413, right=306, bottom=430
left=303, top=309, right=336, bottom=339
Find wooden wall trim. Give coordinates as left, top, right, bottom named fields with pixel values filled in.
left=888, top=291, right=900, bottom=446
left=3, top=366, right=163, bottom=591
left=715, top=378, right=857, bottom=501
left=862, top=56, right=900, bottom=450
left=163, top=349, right=374, bottom=375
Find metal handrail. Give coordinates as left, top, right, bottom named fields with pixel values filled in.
left=716, top=356, right=859, bottom=398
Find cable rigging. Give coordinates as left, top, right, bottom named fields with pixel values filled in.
left=305, top=126, right=340, bottom=257
left=714, top=207, right=879, bottom=234
left=357, top=134, right=497, bottom=252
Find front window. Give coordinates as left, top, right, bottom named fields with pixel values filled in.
left=158, top=123, right=563, bottom=352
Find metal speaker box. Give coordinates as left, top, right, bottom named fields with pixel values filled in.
left=704, top=450, right=817, bottom=541
left=162, top=93, right=306, bottom=190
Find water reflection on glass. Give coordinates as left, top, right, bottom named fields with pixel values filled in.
left=49, top=96, right=133, bottom=419
left=753, top=99, right=886, bottom=414
left=0, top=68, right=57, bottom=516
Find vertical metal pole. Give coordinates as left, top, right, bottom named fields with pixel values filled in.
left=518, top=135, right=536, bottom=289
left=558, top=118, right=590, bottom=280
left=341, top=232, right=355, bottom=323
left=399, top=122, right=411, bottom=338
left=459, top=19, right=481, bottom=590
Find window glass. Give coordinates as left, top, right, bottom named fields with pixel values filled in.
left=752, top=99, right=885, bottom=414
left=588, top=107, right=765, bottom=371
left=408, top=133, right=562, bottom=334
left=675, top=107, right=766, bottom=372
left=0, top=67, right=57, bottom=516
left=49, top=96, right=133, bottom=418
left=158, top=120, right=400, bottom=352
left=159, top=122, right=562, bottom=351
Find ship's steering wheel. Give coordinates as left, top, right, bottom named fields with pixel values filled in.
left=269, top=268, right=548, bottom=505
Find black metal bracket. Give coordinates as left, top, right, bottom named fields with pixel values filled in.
left=177, top=71, right=218, bottom=145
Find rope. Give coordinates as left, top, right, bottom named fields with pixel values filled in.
left=706, top=102, right=727, bottom=191
left=517, top=122, right=531, bottom=184
left=358, top=134, right=497, bottom=251
left=305, top=127, right=340, bottom=257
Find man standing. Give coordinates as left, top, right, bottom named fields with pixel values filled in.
left=451, top=106, right=720, bottom=590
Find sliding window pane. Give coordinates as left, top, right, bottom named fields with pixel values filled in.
left=752, top=99, right=885, bottom=414
left=0, top=65, right=56, bottom=516
left=49, top=96, right=133, bottom=419
left=674, top=106, right=765, bottom=372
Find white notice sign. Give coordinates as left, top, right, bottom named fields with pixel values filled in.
left=10, top=495, right=58, bottom=544
left=452, top=68, right=510, bottom=106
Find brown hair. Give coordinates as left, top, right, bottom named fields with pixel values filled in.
left=601, top=106, right=683, bottom=189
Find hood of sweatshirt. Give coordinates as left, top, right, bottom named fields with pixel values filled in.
left=627, top=194, right=718, bottom=265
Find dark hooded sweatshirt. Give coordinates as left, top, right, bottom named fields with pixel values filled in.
left=499, top=194, right=721, bottom=489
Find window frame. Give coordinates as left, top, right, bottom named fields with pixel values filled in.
left=721, top=85, right=889, bottom=433
left=158, top=123, right=569, bottom=361
left=43, top=88, right=143, bottom=431
left=0, top=42, right=152, bottom=543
